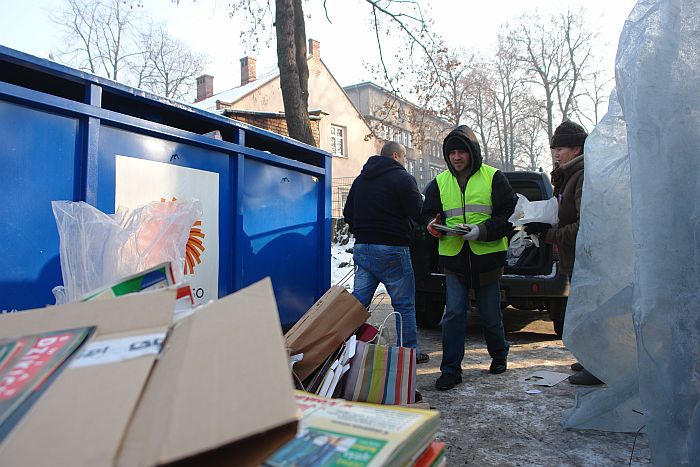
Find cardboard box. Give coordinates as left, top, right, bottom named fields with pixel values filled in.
left=0, top=278, right=298, bottom=466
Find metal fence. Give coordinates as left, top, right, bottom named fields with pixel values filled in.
left=332, top=177, right=355, bottom=218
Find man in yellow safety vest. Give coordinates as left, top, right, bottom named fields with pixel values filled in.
left=423, top=125, right=517, bottom=390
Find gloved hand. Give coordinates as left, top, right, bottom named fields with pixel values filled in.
left=524, top=222, right=551, bottom=235
left=461, top=224, right=480, bottom=241
left=427, top=214, right=443, bottom=238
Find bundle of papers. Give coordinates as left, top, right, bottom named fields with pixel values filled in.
left=432, top=223, right=472, bottom=236
left=265, top=391, right=440, bottom=467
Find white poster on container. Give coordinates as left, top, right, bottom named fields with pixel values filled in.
left=115, top=156, right=219, bottom=305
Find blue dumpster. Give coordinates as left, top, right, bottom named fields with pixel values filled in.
left=0, top=45, right=332, bottom=327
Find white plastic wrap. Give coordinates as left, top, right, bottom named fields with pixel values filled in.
left=508, top=194, right=559, bottom=226
left=52, top=199, right=202, bottom=302
left=563, top=0, right=700, bottom=463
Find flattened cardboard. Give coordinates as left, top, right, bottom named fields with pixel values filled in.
left=0, top=291, right=176, bottom=467
left=284, top=286, right=370, bottom=381
left=0, top=278, right=298, bottom=467
left=117, top=278, right=298, bottom=466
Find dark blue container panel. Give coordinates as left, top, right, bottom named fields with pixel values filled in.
left=240, top=159, right=321, bottom=326
left=0, top=101, right=80, bottom=310
left=0, top=45, right=331, bottom=321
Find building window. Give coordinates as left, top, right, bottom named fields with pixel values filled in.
left=330, top=125, right=346, bottom=157
left=407, top=159, right=415, bottom=176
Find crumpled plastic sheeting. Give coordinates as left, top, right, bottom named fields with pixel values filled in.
left=563, top=0, right=700, bottom=462
left=615, top=0, right=700, bottom=463
left=52, top=199, right=202, bottom=302
left=560, top=89, right=645, bottom=433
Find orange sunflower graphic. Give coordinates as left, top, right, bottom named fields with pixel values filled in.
left=161, top=197, right=206, bottom=276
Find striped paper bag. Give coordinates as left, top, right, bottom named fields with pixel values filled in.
left=342, top=340, right=416, bottom=405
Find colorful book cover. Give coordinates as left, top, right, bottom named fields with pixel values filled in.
left=0, top=327, right=94, bottom=432
left=415, top=441, right=446, bottom=467
left=265, top=392, right=439, bottom=467
left=81, top=262, right=175, bottom=301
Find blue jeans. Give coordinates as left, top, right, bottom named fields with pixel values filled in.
left=441, top=271, right=509, bottom=375
left=352, top=243, right=419, bottom=353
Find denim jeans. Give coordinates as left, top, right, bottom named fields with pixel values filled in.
left=441, top=271, right=509, bottom=375
left=352, top=243, right=419, bottom=353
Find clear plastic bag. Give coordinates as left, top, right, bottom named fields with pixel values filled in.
left=52, top=199, right=202, bottom=302
left=508, top=194, right=558, bottom=226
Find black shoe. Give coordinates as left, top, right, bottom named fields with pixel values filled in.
left=435, top=373, right=462, bottom=390
left=489, top=358, right=507, bottom=374
left=414, top=390, right=423, bottom=403
left=570, top=362, right=584, bottom=372
left=417, top=352, right=430, bottom=364
left=568, top=368, right=604, bottom=385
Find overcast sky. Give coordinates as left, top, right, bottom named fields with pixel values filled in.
left=1, top=0, right=637, bottom=99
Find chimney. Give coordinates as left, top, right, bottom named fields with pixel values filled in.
left=240, top=56, right=257, bottom=86
left=308, top=39, right=320, bottom=60
left=195, top=74, right=214, bottom=102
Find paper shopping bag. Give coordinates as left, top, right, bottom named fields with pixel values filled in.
left=284, top=286, right=369, bottom=381
left=342, top=340, right=416, bottom=405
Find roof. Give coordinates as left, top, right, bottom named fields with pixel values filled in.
left=192, top=68, right=281, bottom=111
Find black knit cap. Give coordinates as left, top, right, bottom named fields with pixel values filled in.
left=550, top=120, right=588, bottom=149
left=444, top=135, right=470, bottom=155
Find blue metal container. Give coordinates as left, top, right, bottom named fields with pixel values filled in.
left=0, top=46, right=332, bottom=327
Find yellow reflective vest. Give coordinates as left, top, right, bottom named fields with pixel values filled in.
left=436, top=165, right=509, bottom=256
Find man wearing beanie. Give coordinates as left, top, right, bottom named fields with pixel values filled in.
left=422, top=125, right=517, bottom=390
left=525, top=119, right=602, bottom=386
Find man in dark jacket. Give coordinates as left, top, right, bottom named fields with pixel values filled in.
left=343, top=141, right=429, bottom=364
left=423, top=125, right=517, bottom=390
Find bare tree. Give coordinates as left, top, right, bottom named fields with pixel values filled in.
left=512, top=9, right=597, bottom=148
left=52, top=0, right=139, bottom=80
left=51, top=0, right=208, bottom=101
left=514, top=96, right=547, bottom=171
left=228, top=0, right=439, bottom=146
left=137, top=24, right=208, bottom=100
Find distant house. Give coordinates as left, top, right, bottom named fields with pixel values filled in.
left=344, top=82, right=452, bottom=191
left=191, top=40, right=376, bottom=217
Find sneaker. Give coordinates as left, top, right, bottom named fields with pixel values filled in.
left=568, top=368, right=604, bottom=385
left=435, top=373, right=462, bottom=390
left=417, top=352, right=430, bottom=364
left=489, top=358, right=507, bottom=374
left=570, top=362, right=584, bottom=372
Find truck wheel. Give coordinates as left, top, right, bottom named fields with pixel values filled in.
left=415, top=292, right=445, bottom=328
left=548, top=298, right=567, bottom=338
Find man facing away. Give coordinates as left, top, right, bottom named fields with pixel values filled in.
left=423, top=126, right=517, bottom=390
left=343, top=141, right=429, bottom=364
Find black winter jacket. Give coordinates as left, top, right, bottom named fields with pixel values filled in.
left=343, top=155, right=423, bottom=246
left=421, top=126, right=517, bottom=287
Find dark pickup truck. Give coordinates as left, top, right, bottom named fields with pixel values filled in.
left=410, top=171, right=569, bottom=337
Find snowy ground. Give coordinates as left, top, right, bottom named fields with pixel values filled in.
left=330, top=237, right=651, bottom=465
left=331, top=237, right=386, bottom=296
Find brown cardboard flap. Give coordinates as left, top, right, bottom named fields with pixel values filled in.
left=0, top=290, right=176, bottom=467
left=284, top=286, right=370, bottom=381
left=166, top=421, right=298, bottom=467
left=0, top=358, right=157, bottom=467
left=117, top=278, right=299, bottom=466
left=0, top=290, right=176, bottom=339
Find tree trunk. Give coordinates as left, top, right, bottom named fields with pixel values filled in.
left=275, top=0, right=315, bottom=146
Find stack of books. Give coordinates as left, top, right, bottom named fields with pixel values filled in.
left=265, top=391, right=443, bottom=466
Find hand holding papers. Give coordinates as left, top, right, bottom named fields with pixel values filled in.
left=431, top=223, right=473, bottom=236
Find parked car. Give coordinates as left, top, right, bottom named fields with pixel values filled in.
left=410, top=171, right=569, bottom=337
